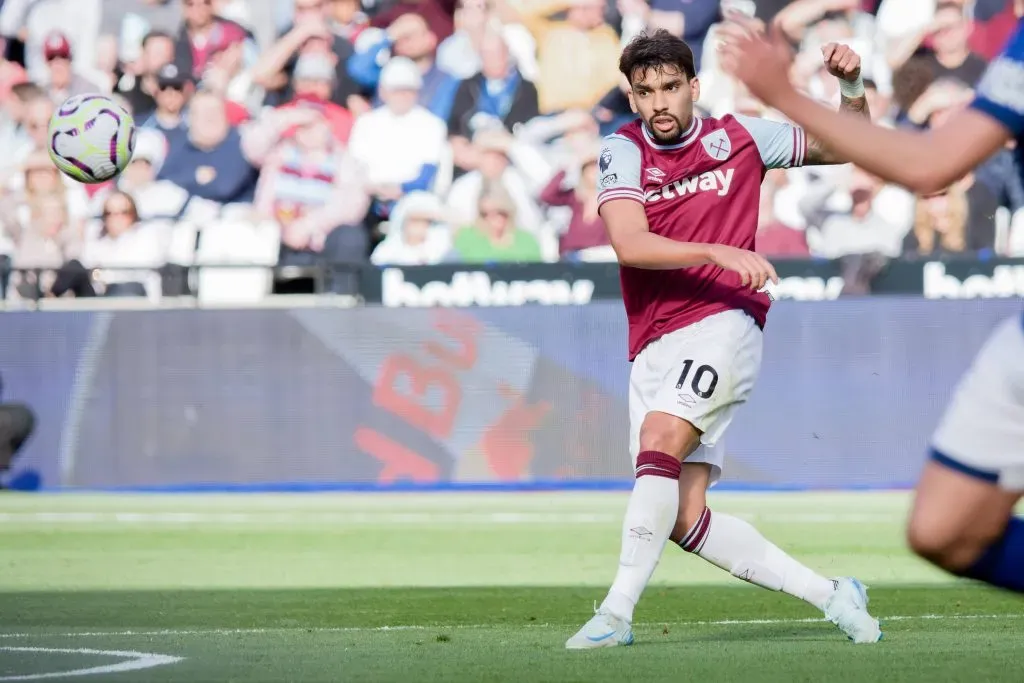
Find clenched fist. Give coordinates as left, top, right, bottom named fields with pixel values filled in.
left=821, top=42, right=861, bottom=83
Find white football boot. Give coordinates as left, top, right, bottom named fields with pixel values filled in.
left=565, top=607, right=635, bottom=649
left=823, top=577, right=883, bottom=644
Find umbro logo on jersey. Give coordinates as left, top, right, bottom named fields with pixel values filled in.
left=645, top=169, right=735, bottom=203
left=646, top=167, right=665, bottom=182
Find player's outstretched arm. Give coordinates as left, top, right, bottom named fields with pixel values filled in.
left=718, top=23, right=1014, bottom=193
left=601, top=199, right=778, bottom=290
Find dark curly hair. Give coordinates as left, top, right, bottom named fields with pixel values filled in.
left=619, top=29, right=697, bottom=85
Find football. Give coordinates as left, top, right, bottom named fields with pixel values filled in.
left=47, top=94, right=136, bottom=184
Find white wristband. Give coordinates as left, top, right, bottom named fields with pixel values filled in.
left=839, top=74, right=865, bottom=99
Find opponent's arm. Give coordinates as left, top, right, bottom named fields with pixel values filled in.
left=803, top=42, right=871, bottom=166
left=718, top=19, right=1017, bottom=193
left=772, top=95, right=1009, bottom=192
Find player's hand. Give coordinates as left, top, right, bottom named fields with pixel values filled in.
left=707, top=244, right=778, bottom=292
left=717, top=15, right=797, bottom=108
left=821, top=42, right=861, bottom=83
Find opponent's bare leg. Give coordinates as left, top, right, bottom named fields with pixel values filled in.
left=565, top=411, right=699, bottom=649
left=669, top=463, right=881, bottom=643
left=907, top=459, right=1024, bottom=590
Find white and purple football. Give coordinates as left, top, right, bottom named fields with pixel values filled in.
left=47, top=94, right=136, bottom=184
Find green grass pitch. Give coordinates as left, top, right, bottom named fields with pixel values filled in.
left=1, top=491, right=1023, bottom=682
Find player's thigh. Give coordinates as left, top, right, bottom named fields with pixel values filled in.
left=911, top=315, right=1024, bottom=565
left=908, top=460, right=1020, bottom=568
left=644, top=311, right=763, bottom=453
left=628, top=336, right=702, bottom=463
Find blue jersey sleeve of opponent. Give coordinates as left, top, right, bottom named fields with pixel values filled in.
left=972, top=19, right=1024, bottom=139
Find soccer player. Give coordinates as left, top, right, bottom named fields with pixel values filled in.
left=565, top=30, right=883, bottom=650
left=719, top=16, right=1024, bottom=596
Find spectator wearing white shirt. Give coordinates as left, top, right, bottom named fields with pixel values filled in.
left=82, top=191, right=167, bottom=298
left=799, top=166, right=914, bottom=259
left=371, top=191, right=452, bottom=266
left=348, top=57, right=447, bottom=224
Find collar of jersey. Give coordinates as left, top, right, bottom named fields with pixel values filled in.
left=640, top=116, right=703, bottom=151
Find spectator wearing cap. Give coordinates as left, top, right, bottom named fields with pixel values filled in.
left=369, top=0, right=456, bottom=42
left=348, top=57, right=448, bottom=218
left=252, top=0, right=362, bottom=111
left=198, top=28, right=261, bottom=123
left=347, top=13, right=461, bottom=121
left=158, top=90, right=259, bottom=206
left=0, top=0, right=103, bottom=87
left=113, top=30, right=177, bottom=121
left=242, top=105, right=371, bottom=292
left=371, top=191, right=452, bottom=265
left=174, top=0, right=254, bottom=81
left=141, top=64, right=194, bottom=138
left=447, top=30, right=539, bottom=175
left=275, top=53, right=355, bottom=144
left=40, top=32, right=103, bottom=104
left=517, top=0, right=620, bottom=114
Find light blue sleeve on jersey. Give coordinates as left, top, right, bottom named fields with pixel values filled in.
left=596, top=134, right=644, bottom=206
left=971, top=20, right=1024, bottom=137
left=732, top=114, right=806, bottom=169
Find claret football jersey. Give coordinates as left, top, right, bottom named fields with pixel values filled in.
left=597, top=114, right=809, bottom=359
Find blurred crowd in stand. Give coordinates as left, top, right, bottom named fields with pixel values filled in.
left=0, top=0, right=1020, bottom=302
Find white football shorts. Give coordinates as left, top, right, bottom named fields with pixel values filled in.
left=628, top=309, right=763, bottom=486
left=930, top=313, right=1024, bottom=491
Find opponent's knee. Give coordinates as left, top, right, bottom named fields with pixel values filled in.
left=906, top=519, right=995, bottom=573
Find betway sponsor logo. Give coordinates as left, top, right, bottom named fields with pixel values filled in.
left=382, top=268, right=595, bottom=307
left=773, top=275, right=845, bottom=300
left=646, top=169, right=734, bottom=203
left=923, top=261, right=1024, bottom=299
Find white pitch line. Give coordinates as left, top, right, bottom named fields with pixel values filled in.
left=0, top=512, right=902, bottom=525
left=0, top=613, right=1020, bottom=640
left=0, top=646, right=181, bottom=681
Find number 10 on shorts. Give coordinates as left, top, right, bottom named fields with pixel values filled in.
left=675, top=360, right=719, bottom=399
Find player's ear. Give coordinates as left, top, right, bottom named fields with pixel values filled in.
left=689, top=77, right=701, bottom=104
left=626, top=89, right=637, bottom=114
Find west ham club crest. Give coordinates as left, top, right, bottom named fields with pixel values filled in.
left=701, top=129, right=732, bottom=161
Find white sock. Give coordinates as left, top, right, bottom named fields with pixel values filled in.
left=600, top=452, right=681, bottom=623
left=680, top=507, right=837, bottom=611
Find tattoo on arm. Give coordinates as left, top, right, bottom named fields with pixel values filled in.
left=804, top=94, right=871, bottom=166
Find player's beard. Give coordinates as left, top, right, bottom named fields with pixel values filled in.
left=646, top=114, right=686, bottom=143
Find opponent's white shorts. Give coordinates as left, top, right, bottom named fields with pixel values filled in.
left=628, top=309, right=763, bottom=485
left=931, top=314, right=1024, bottom=491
